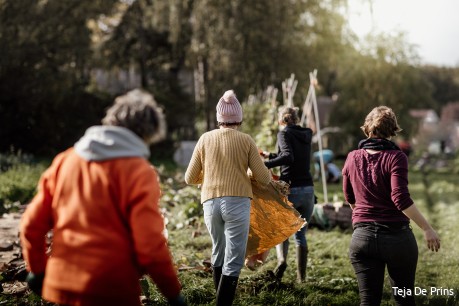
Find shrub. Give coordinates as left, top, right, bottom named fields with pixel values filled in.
left=0, top=158, right=45, bottom=213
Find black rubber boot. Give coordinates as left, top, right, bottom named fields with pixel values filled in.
left=216, top=275, right=239, bottom=306
left=212, top=266, right=222, bottom=292
left=274, top=240, right=289, bottom=280
left=296, top=245, right=308, bottom=283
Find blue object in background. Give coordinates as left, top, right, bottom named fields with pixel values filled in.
left=313, top=149, right=334, bottom=164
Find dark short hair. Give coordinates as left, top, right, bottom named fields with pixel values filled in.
left=102, top=89, right=166, bottom=144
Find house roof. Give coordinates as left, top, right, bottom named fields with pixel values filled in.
left=409, top=109, right=439, bottom=123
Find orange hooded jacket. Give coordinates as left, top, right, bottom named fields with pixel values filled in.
left=20, top=126, right=181, bottom=306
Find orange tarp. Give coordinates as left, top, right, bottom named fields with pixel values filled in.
left=246, top=180, right=306, bottom=257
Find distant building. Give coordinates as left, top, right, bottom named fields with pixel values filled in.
left=409, top=104, right=459, bottom=154
left=308, top=94, right=352, bottom=157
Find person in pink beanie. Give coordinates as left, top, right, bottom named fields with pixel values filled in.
left=185, top=90, right=271, bottom=306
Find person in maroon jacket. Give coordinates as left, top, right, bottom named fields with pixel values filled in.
left=342, top=106, right=440, bottom=306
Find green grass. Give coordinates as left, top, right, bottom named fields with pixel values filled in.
left=0, top=162, right=47, bottom=214
left=145, top=165, right=459, bottom=306
left=1, top=157, right=458, bottom=305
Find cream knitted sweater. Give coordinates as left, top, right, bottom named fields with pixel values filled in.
left=185, top=128, right=271, bottom=204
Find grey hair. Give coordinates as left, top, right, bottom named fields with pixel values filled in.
left=102, top=89, right=166, bottom=144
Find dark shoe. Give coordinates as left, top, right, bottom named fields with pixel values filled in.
left=296, top=245, right=308, bottom=283
left=274, top=262, right=288, bottom=280
left=274, top=240, right=289, bottom=281
left=25, top=272, right=45, bottom=296
left=212, top=266, right=222, bottom=291
left=168, top=293, right=188, bottom=306
left=216, top=275, right=238, bottom=306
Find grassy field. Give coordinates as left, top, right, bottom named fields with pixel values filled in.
left=1, top=157, right=458, bottom=306
left=145, top=165, right=459, bottom=306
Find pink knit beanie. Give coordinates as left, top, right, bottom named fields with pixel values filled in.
left=216, top=90, right=243, bottom=123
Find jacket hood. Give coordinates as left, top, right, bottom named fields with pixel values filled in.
left=284, top=125, right=312, bottom=144
left=74, top=126, right=150, bottom=161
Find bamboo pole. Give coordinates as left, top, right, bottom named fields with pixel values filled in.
left=300, top=88, right=312, bottom=127
left=282, top=74, right=297, bottom=107
left=308, top=70, right=329, bottom=203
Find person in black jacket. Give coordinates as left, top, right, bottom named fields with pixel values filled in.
left=261, top=106, right=314, bottom=282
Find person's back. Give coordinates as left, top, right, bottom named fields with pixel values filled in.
left=34, top=142, right=165, bottom=302
left=185, top=90, right=270, bottom=306
left=21, top=89, right=186, bottom=306
left=187, top=128, right=270, bottom=203
left=342, top=106, right=440, bottom=306
left=265, top=125, right=313, bottom=187
left=262, top=106, right=315, bottom=283
left=343, top=148, right=412, bottom=223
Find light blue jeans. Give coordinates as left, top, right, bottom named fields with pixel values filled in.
left=203, top=196, right=251, bottom=277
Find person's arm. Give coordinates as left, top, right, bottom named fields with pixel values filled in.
left=128, top=166, right=184, bottom=301
left=20, top=156, right=61, bottom=296
left=264, top=131, right=293, bottom=169
left=184, top=138, right=203, bottom=185
left=260, top=150, right=277, bottom=159
left=248, top=139, right=271, bottom=186
left=20, top=169, right=54, bottom=275
left=341, top=158, right=355, bottom=209
left=389, top=153, right=440, bottom=252
left=20, top=155, right=64, bottom=273
left=402, top=204, right=440, bottom=252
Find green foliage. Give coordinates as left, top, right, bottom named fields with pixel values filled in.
left=330, top=45, right=436, bottom=141
left=0, top=0, right=115, bottom=154
left=421, top=66, right=459, bottom=113
left=141, top=164, right=459, bottom=306
left=157, top=165, right=202, bottom=225
left=0, top=150, right=34, bottom=172
left=455, top=154, right=459, bottom=174
left=97, top=0, right=197, bottom=140
left=241, top=88, right=279, bottom=152
left=2, top=158, right=459, bottom=305
left=0, top=154, right=45, bottom=213
left=3, top=0, right=459, bottom=155
left=0, top=293, right=51, bottom=306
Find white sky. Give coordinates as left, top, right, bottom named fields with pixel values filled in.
left=347, top=0, right=459, bottom=67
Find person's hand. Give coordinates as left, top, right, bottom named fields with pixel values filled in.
left=258, top=148, right=270, bottom=158
left=423, top=228, right=440, bottom=252
left=25, top=272, right=45, bottom=296
left=168, top=293, right=187, bottom=306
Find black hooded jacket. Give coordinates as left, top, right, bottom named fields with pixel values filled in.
left=264, top=125, right=313, bottom=187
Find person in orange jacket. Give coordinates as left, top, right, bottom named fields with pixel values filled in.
left=20, top=89, right=187, bottom=306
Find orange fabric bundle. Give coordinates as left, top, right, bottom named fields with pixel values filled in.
left=246, top=180, right=306, bottom=257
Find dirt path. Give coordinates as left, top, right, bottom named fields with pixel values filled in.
left=0, top=212, right=22, bottom=267
left=0, top=212, right=28, bottom=295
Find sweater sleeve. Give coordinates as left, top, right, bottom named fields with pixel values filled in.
left=248, top=138, right=271, bottom=186
left=128, top=166, right=181, bottom=300
left=20, top=156, right=61, bottom=274
left=264, top=130, right=294, bottom=169
left=184, top=138, right=203, bottom=185
left=390, top=152, right=414, bottom=210
left=342, top=154, right=356, bottom=204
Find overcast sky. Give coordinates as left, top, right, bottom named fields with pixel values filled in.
left=347, top=0, right=459, bottom=67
